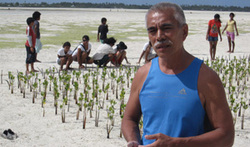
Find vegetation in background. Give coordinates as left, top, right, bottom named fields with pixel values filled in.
left=1, top=2, right=250, bottom=11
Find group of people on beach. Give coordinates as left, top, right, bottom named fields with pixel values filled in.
left=25, top=14, right=133, bottom=71
left=206, top=12, right=239, bottom=60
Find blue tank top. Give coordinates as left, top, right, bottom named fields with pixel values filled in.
left=139, top=57, right=205, bottom=145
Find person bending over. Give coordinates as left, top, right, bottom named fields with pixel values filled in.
left=57, top=41, right=73, bottom=70
left=111, top=41, right=130, bottom=66
left=92, top=37, right=116, bottom=67
left=72, top=35, right=93, bottom=69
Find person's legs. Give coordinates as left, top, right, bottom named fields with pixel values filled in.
left=212, top=41, right=218, bottom=60
left=65, top=56, right=73, bottom=70
left=118, top=51, right=126, bottom=65
left=209, top=41, right=214, bottom=60
left=59, top=57, right=66, bottom=70
left=83, top=56, right=93, bottom=64
left=231, top=33, right=235, bottom=53
left=232, top=41, right=235, bottom=53
left=227, top=36, right=232, bottom=52
left=30, top=63, right=38, bottom=72
left=35, top=39, right=42, bottom=62
left=26, top=63, right=30, bottom=74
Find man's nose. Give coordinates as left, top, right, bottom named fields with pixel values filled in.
left=156, top=29, right=164, bottom=41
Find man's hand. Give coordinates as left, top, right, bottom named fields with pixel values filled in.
left=127, top=141, right=140, bottom=147
left=139, top=133, right=175, bottom=147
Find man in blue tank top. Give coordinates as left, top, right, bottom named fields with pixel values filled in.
left=122, top=2, right=234, bottom=147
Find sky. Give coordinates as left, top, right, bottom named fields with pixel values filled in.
left=1, top=0, right=250, bottom=7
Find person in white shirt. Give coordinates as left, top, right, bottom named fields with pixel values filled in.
left=72, top=35, right=93, bottom=69
left=92, top=37, right=116, bottom=67
left=57, top=41, right=73, bottom=70
left=137, top=41, right=157, bottom=64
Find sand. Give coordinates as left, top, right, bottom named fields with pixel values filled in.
left=0, top=7, right=250, bottom=147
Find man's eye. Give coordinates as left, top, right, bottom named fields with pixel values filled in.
left=147, top=28, right=156, bottom=33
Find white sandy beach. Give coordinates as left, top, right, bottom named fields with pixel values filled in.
left=0, top=7, right=250, bottom=146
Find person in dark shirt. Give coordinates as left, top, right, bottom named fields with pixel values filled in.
left=97, top=17, right=109, bottom=43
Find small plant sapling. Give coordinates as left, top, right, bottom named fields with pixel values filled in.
left=73, top=81, right=79, bottom=104
left=241, top=101, right=248, bottom=129
left=106, top=99, right=116, bottom=139
left=120, top=103, right=126, bottom=138
left=95, top=100, right=101, bottom=127
left=102, top=67, right=107, bottom=91
left=42, top=96, right=46, bottom=117
left=32, top=81, right=38, bottom=103
left=6, top=72, right=15, bottom=94
left=119, top=88, right=125, bottom=115
left=77, top=93, right=84, bottom=120
left=60, top=97, right=67, bottom=123
left=42, top=79, right=49, bottom=101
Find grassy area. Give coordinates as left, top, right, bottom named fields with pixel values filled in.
left=0, top=22, right=148, bottom=49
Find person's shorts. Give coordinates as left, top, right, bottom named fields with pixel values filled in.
left=25, top=46, right=36, bottom=64
left=94, top=55, right=109, bottom=66
left=226, top=31, right=235, bottom=41
left=84, top=56, right=92, bottom=63
left=208, top=36, right=218, bottom=42
left=35, top=39, right=42, bottom=53
left=100, top=39, right=105, bottom=44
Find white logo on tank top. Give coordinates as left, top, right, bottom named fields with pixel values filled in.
left=178, top=88, right=187, bottom=95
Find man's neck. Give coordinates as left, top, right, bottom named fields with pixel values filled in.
left=158, top=49, right=194, bottom=75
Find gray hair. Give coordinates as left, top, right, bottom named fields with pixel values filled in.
left=146, top=2, right=186, bottom=27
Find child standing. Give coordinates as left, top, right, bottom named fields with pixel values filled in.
left=222, top=13, right=239, bottom=53
left=25, top=17, right=38, bottom=74
left=32, top=11, right=42, bottom=62
left=97, top=17, right=108, bottom=43
left=206, top=14, right=222, bottom=60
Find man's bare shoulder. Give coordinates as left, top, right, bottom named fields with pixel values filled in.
left=199, top=63, right=220, bottom=83
left=131, top=62, right=151, bottom=90
left=136, top=62, right=151, bottom=78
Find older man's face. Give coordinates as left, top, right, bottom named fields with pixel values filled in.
left=146, top=9, right=188, bottom=57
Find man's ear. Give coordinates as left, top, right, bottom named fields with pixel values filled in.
left=182, top=24, right=188, bottom=41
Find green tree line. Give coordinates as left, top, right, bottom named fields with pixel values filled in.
left=1, top=2, right=250, bottom=12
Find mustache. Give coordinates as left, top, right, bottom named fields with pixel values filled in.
left=153, top=40, right=173, bottom=48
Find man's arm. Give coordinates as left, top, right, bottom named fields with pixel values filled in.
left=122, top=63, right=151, bottom=145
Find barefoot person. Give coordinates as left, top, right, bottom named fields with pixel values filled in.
left=25, top=17, right=38, bottom=74
left=57, top=42, right=73, bottom=70
left=122, top=2, right=234, bottom=146
left=222, top=12, right=239, bottom=53
left=32, top=11, right=42, bottom=62
left=206, top=14, right=222, bottom=60
left=72, top=35, right=93, bottom=69
left=111, top=41, right=130, bottom=66
left=92, top=37, right=116, bottom=67
left=97, top=17, right=109, bottom=43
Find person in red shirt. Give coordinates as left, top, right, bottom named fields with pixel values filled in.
left=206, top=14, right=222, bottom=60
left=25, top=17, right=38, bottom=74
